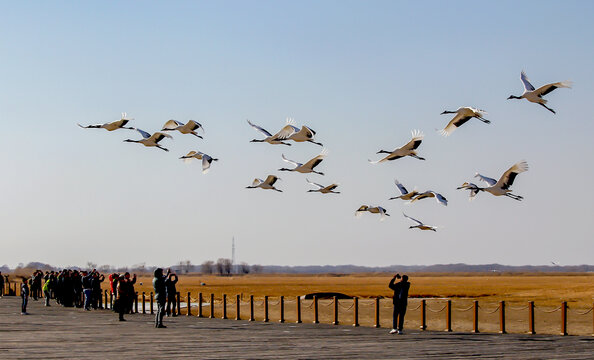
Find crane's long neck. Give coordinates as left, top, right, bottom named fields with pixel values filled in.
left=507, top=95, right=522, bottom=100
left=124, top=139, right=139, bottom=143
left=377, top=150, right=391, bottom=154
left=441, top=110, right=456, bottom=114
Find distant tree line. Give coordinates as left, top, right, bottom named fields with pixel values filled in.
left=200, top=259, right=263, bottom=276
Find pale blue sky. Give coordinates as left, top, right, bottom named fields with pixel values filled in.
left=1, top=1, right=593, bottom=268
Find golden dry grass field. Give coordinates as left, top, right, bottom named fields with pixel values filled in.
left=114, top=273, right=593, bottom=336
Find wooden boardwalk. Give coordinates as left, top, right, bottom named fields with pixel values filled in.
left=1, top=297, right=593, bottom=359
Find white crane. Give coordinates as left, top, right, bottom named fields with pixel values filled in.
left=306, top=178, right=340, bottom=194
left=403, top=213, right=437, bottom=232
left=161, top=119, right=204, bottom=138
left=458, top=161, right=529, bottom=201
left=247, top=120, right=291, bottom=145
left=355, top=205, right=390, bottom=221
left=507, top=71, right=572, bottom=114
left=123, top=128, right=173, bottom=152
left=179, top=151, right=219, bottom=174
left=388, top=179, right=419, bottom=201
left=369, top=130, right=425, bottom=164
left=279, top=149, right=327, bottom=175
left=456, top=182, right=481, bottom=201
left=410, top=191, right=448, bottom=206
left=246, top=175, right=282, bottom=192
left=276, top=118, right=323, bottom=146
left=439, top=107, right=490, bottom=136
left=78, top=112, right=135, bottom=131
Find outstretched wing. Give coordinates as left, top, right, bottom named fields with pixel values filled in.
left=274, top=124, right=298, bottom=140
left=247, top=119, right=272, bottom=137
left=251, top=178, right=263, bottom=186
left=135, top=128, right=152, bottom=139
left=202, top=155, right=214, bottom=174
left=303, top=153, right=326, bottom=170
left=162, top=119, right=184, bottom=130
left=475, top=173, right=497, bottom=186
left=264, top=175, right=279, bottom=186
left=187, top=120, right=204, bottom=133
left=403, top=212, right=423, bottom=226
left=534, top=81, right=572, bottom=97
left=306, top=178, right=324, bottom=189
left=495, top=161, right=528, bottom=190
left=521, top=71, right=535, bottom=92
left=440, top=114, right=473, bottom=136
left=400, top=130, right=424, bottom=151
left=394, top=179, right=409, bottom=195
left=149, top=132, right=173, bottom=143
left=281, top=154, right=301, bottom=168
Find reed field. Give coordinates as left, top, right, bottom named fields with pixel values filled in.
left=118, top=273, right=593, bottom=335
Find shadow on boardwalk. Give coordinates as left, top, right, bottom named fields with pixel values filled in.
left=1, top=297, right=592, bottom=359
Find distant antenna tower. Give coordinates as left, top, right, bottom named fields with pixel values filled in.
left=232, top=236, right=236, bottom=274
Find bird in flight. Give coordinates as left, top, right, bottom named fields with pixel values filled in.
left=389, top=179, right=419, bottom=201
left=355, top=205, right=390, bottom=221
left=306, top=178, right=340, bottom=194
left=403, top=213, right=437, bottom=232
left=180, top=151, right=218, bottom=174
left=507, top=71, right=572, bottom=114
left=279, top=149, right=327, bottom=175
left=123, top=128, right=173, bottom=152
left=369, top=130, right=425, bottom=164
left=162, top=120, right=204, bottom=138
left=458, top=161, right=529, bottom=201
left=246, top=175, right=282, bottom=192
left=439, top=107, right=490, bottom=136
left=247, top=120, right=292, bottom=145
left=410, top=191, right=448, bottom=206
left=277, top=117, right=323, bottom=146
left=78, top=112, right=135, bottom=131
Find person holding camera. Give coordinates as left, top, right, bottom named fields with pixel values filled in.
left=388, top=274, right=410, bottom=335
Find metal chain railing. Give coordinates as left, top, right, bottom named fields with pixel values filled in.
left=454, top=305, right=474, bottom=312
left=537, top=306, right=562, bottom=313
left=570, top=306, right=593, bottom=315
left=480, top=304, right=501, bottom=314
left=427, top=304, right=448, bottom=313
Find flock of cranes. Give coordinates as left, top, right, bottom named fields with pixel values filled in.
left=79, top=71, right=571, bottom=232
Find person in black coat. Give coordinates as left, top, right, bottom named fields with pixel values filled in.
left=153, top=268, right=170, bottom=328
left=165, top=273, right=179, bottom=317
left=388, top=274, right=410, bottom=334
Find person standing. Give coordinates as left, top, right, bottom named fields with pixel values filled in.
left=153, top=268, right=170, bottom=328
left=42, top=276, right=53, bottom=306
left=82, top=271, right=93, bottom=310
left=389, top=274, right=410, bottom=335
left=21, top=278, right=30, bottom=315
left=115, top=274, right=128, bottom=321
left=165, top=272, right=178, bottom=317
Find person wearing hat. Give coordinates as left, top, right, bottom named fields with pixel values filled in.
left=116, top=274, right=128, bottom=321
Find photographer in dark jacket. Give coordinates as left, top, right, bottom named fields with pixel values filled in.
left=153, top=268, right=170, bottom=328
left=165, top=273, right=179, bottom=317
left=388, top=274, right=410, bottom=335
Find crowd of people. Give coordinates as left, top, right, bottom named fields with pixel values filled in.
left=6, top=267, right=180, bottom=329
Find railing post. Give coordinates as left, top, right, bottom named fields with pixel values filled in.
left=528, top=301, right=535, bottom=334
left=296, top=296, right=302, bottom=323
left=104, top=290, right=108, bottom=310
left=499, top=301, right=506, bottom=334
left=98, top=290, right=103, bottom=309
left=110, top=292, right=113, bottom=310
left=264, top=296, right=269, bottom=322
left=176, top=292, right=181, bottom=316
left=472, top=300, right=479, bottom=333
left=332, top=296, right=339, bottom=325
left=150, top=292, right=154, bottom=314
left=279, top=296, right=285, bottom=323
left=313, top=296, right=319, bottom=324
left=142, top=292, right=146, bottom=314
left=250, top=295, right=255, bottom=321
left=353, top=297, right=359, bottom=327
left=592, top=301, right=593, bottom=337
left=446, top=300, right=452, bottom=332
left=420, top=299, right=427, bottom=330
left=222, top=294, right=227, bottom=319
left=134, top=292, right=139, bottom=313
left=374, top=297, right=380, bottom=328
left=561, top=301, right=568, bottom=336
left=209, top=294, right=215, bottom=318
left=186, top=292, right=191, bottom=316
left=197, top=293, right=203, bottom=318
left=236, top=294, right=241, bottom=320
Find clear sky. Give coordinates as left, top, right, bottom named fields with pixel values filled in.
left=1, top=1, right=593, bottom=269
